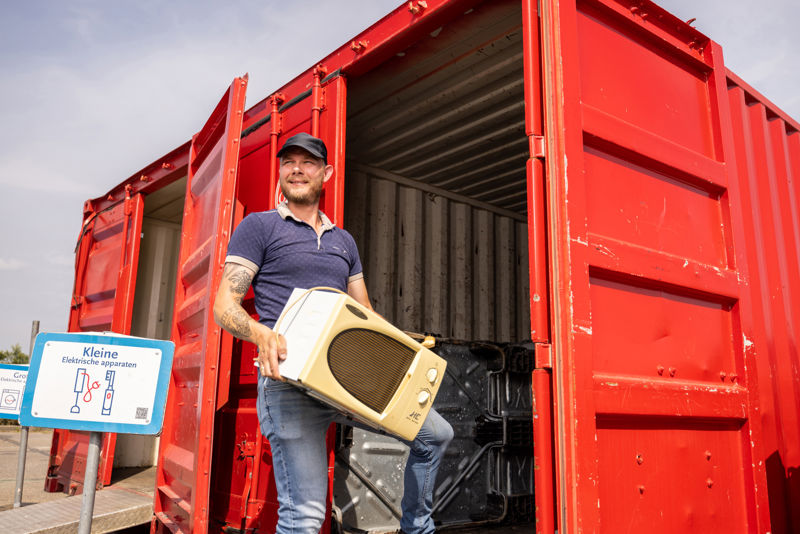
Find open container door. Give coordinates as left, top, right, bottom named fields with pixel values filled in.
left=207, top=69, right=347, bottom=533
left=152, top=76, right=248, bottom=533
left=538, top=0, right=771, bottom=531
left=46, top=188, right=144, bottom=493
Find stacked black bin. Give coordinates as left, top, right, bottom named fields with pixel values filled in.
left=333, top=339, right=536, bottom=533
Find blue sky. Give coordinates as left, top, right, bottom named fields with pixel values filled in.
left=0, top=0, right=797, bottom=351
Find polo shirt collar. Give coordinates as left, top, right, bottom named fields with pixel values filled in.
left=277, top=201, right=334, bottom=231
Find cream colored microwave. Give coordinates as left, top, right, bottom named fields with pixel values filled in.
left=273, top=288, right=446, bottom=441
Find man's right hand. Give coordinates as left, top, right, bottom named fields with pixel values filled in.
left=253, top=323, right=288, bottom=380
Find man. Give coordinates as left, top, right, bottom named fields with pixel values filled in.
left=213, top=133, right=453, bottom=534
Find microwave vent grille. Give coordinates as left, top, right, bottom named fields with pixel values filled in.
left=327, top=328, right=416, bottom=413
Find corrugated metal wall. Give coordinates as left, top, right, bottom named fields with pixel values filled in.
left=727, top=71, right=800, bottom=534
left=344, top=167, right=529, bottom=341
left=342, top=0, right=530, bottom=342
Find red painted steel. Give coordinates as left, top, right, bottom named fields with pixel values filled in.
left=46, top=191, right=144, bottom=494
left=207, top=71, right=347, bottom=534
left=522, top=0, right=550, bottom=344
left=523, top=1, right=557, bottom=531
left=532, top=367, right=555, bottom=534
left=151, top=76, right=248, bottom=534
left=538, top=0, right=770, bottom=531
left=266, top=93, right=285, bottom=211
left=726, top=70, right=800, bottom=534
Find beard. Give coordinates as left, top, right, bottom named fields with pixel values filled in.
left=280, top=177, right=324, bottom=206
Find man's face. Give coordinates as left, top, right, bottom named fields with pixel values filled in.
left=278, top=148, right=332, bottom=206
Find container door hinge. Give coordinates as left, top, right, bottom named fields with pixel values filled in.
left=270, top=93, right=285, bottom=132
left=502, top=341, right=551, bottom=372
left=534, top=343, right=552, bottom=370
left=123, top=184, right=134, bottom=216
left=71, top=295, right=85, bottom=309
left=530, top=134, right=546, bottom=159
left=237, top=440, right=257, bottom=524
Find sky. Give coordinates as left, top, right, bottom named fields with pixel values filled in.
left=0, top=0, right=797, bottom=352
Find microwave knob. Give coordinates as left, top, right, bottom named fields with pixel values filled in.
left=417, top=390, right=431, bottom=405
left=426, top=368, right=438, bottom=384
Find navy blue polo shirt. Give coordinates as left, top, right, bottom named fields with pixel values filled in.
left=225, top=202, right=363, bottom=328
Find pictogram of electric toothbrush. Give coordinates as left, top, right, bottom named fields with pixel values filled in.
left=101, top=370, right=115, bottom=416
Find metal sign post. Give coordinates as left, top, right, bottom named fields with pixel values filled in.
left=78, top=431, right=103, bottom=534
left=19, top=331, right=174, bottom=531
left=13, top=319, right=38, bottom=508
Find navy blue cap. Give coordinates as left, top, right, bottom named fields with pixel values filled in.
left=276, top=133, right=328, bottom=164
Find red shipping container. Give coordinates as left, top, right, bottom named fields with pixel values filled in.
left=48, top=0, right=800, bottom=532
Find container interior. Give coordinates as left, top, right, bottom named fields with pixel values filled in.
left=117, top=175, right=185, bottom=468
left=344, top=0, right=530, bottom=342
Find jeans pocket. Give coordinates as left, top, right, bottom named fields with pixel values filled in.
left=265, top=378, right=295, bottom=394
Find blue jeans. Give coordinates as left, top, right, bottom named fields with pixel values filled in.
left=257, top=376, right=453, bottom=534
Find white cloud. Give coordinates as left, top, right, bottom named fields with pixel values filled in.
left=0, top=156, right=96, bottom=194
left=46, top=254, right=76, bottom=267
left=0, top=258, right=26, bottom=271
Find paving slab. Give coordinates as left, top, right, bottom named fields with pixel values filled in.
left=0, top=486, right=152, bottom=533
left=0, top=427, right=155, bottom=533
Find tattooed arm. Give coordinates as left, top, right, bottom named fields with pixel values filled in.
left=213, top=262, right=286, bottom=379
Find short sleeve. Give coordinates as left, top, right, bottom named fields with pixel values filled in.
left=343, top=231, right=363, bottom=280
left=225, top=213, right=270, bottom=273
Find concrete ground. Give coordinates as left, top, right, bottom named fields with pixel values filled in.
left=0, top=426, right=153, bottom=533
left=0, top=427, right=68, bottom=511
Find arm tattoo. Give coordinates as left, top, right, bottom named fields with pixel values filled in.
left=225, top=264, right=255, bottom=302
left=220, top=306, right=253, bottom=338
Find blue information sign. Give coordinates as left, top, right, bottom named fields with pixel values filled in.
left=0, top=364, right=28, bottom=420
left=19, top=332, right=174, bottom=435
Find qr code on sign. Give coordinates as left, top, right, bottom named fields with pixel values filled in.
left=135, top=407, right=149, bottom=420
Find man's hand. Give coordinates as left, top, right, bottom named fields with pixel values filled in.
left=252, top=322, right=288, bottom=380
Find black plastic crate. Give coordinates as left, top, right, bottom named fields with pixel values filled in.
left=333, top=340, right=535, bottom=533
